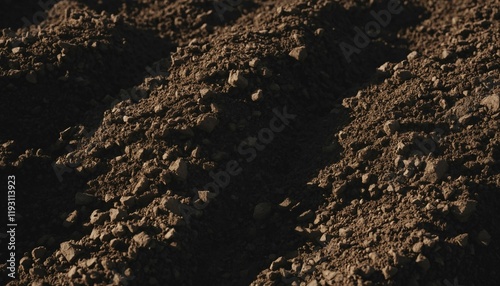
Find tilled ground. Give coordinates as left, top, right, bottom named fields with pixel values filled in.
left=0, top=0, right=499, bottom=285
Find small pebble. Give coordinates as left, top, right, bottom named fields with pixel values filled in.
left=228, top=70, right=248, bottom=88
left=289, top=46, right=307, bottom=61
left=251, top=89, right=264, bottom=101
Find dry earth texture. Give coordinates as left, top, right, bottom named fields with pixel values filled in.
left=0, top=0, right=499, bottom=285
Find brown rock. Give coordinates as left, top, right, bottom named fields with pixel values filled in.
left=169, top=158, right=188, bottom=181
left=382, top=265, right=398, bottom=279
left=289, top=46, right=307, bottom=61
left=251, top=89, right=264, bottom=101
left=60, top=242, right=81, bottom=263
left=132, top=177, right=150, bottom=195
left=109, top=208, right=127, bottom=222
left=196, top=114, right=219, bottom=133
left=228, top=70, right=248, bottom=88
left=133, top=232, right=152, bottom=248
left=297, top=210, right=314, bottom=222
left=423, top=159, right=449, bottom=183
left=270, top=256, right=287, bottom=271
left=481, top=94, right=499, bottom=112
left=89, top=210, right=109, bottom=225
left=453, top=233, right=469, bottom=247
left=383, top=120, right=400, bottom=135
left=63, top=210, right=78, bottom=227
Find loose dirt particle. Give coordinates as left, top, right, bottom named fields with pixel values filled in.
left=228, top=70, right=248, bottom=89
left=289, top=46, right=307, bottom=61
left=133, top=232, right=152, bottom=248
left=383, top=120, right=400, bottom=135
left=196, top=114, right=219, bottom=133
left=251, top=89, right=264, bottom=101
left=382, top=265, right=398, bottom=279
left=169, top=158, right=188, bottom=181
left=423, top=159, right=449, bottom=183
left=60, top=242, right=81, bottom=263
left=481, top=94, right=500, bottom=112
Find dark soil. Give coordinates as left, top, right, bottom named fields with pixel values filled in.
left=1, top=0, right=499, bottom=285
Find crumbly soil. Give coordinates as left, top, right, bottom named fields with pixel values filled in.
left=1, top=0, right=499, bottom=285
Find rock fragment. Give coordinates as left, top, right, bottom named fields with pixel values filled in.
left=407, top=51, right=418, bottom=60
left=339, top=227, right=353, bottom=238
left=196, top=114, right=219, bottom=133
left=415, top=254, right=430, bottom=272
left=111, top=224, right=127, bottom=238
left=133, top=232, right=152, bottom=248
left=289, top=46, right=307, bottom=61
left=199, top=88, right=215, bottom=99
left=251, top=89, right=264, bottom=102
left=383, top=120, right=400, bottom=135
left=228, top=70, right=248, bottom=88
left=169, top=158, right=188, bottom=181
left=480, top=94, right=499, bottom=112
left=412, top=242, right=424, bottom=253
left=382, top=265, right=398, bottom=279
left=63, top=210, right=78, bottom=227
left=270, top=256, right=287, bottom=271
left=12, top=47, right=23, bottom=54
left=120, top=196, right=136, bottom=208
left=133, top=177, right=150, bottom=195
left=109, top=208, right=127, bottom=222
left=161, top=197, right=182, bottom=215
left=333, top=183, right=347, bottom=197
left=67, top=266, right=78, bottom=279
left=164, top=228, right=177, bottom=240
left=297, top=210, right=314, bottom=222
left=60, top=242, right=81, bottom=263
left=89, top=210, right=109, bottom=225
left=453, top=233, right=469, bottom=247
left=423, top=159, right=449, bottom=183
left=249, top=58, right=260, bottom=67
